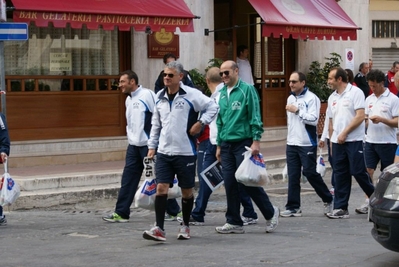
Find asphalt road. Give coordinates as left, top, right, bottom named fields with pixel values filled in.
left=1, top=182, right=399, bottom=267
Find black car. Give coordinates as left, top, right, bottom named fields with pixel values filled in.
left=369, top=163, right=399, bottom=252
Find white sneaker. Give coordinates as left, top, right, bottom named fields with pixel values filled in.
left=324, top=202, right=333, bottom=215
left=266, top=206, right=279, bottom=233
left=242, top=217, right=258, bottom=226
left=215, top=223, right=244, bottom=234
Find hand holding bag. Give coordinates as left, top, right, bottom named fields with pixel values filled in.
left=0, top=159, right=20, bottom=206
left=134, top=157, right=157, bottom=210
left=235, top=146, right=270, bottom=187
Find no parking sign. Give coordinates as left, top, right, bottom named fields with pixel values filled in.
left=345, top=48, right=355, bottom=70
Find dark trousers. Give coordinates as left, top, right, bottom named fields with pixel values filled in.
left=285, top=145, right=333, bottom=210
left=326, top=139, right=335, bottom=187
left=220, top=139, right=274, bottom=226
left=192, top=142, right=257, bottom=222
left=332, top=141, right=375, bottom=210
left=115, top=145, right=148, bottom=219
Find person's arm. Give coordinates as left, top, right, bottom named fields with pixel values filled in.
left=0, top=114, right=10, bottom=163
left=247, top=85, right=263, bottom=154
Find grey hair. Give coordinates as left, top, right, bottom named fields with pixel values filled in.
left=166, top=61, right=184, bottom=74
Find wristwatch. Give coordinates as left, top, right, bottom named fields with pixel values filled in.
left=197, top=120, right=205, bottom=126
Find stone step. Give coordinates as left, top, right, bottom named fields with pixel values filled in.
left=10, top=159, right=332, bottom=210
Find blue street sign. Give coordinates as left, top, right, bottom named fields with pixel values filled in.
left=0, top=23, right=28, bottom=41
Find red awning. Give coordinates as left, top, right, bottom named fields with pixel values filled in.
left=11, top=0, right=195, bottom=32
left=248, top=0, right=358, bottom=40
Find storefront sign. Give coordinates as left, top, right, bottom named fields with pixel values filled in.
left=267, top=37, right=283, bottom=72
left=147, top=29, right=179, bottom=58
left=50, top=53, right=72, bottom=72
left=14, top=11, right=194, bottom=32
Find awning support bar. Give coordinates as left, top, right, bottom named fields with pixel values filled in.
left=205, top=21, right=264, bottom=36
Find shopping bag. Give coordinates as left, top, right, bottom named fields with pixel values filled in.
left=134, top=157, right=157, bottom=210
left=167, top=176, right=182, bottom=199
left=282, top=164, right=307, bottom=184
left=0, top=160, right=20, bottom=206
left=282, top=164, right=288, bottom=183
left=316, top=148, right=326, bottom=177
left=134, top=178, right=156, bottom=210
left=235, top=146, right=269, bottom=187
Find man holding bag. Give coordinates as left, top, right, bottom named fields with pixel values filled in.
left=143, top=61, right=218, bottom=241
left=102, top=70, right=156, bottom=223
left=281, top=71, right=333, bottom=218
left=0, top=112, right=10, bottom=226
left=215, top=60, right=279, bottom=234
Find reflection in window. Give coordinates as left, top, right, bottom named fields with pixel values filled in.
left=4, top=24, right=119, bottom=77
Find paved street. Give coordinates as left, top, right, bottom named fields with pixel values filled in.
left=1, top=182, right=399, bottom=267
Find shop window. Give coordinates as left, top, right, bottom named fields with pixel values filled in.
left=5, top=24, right=119, bottom=91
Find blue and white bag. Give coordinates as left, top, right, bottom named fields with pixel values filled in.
left=235, top=147, right=269, bottom=187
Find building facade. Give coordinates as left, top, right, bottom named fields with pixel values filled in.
left=3, top=0, right=370, bottom=141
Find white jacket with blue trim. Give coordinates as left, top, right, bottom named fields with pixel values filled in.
left=148, top=83, right=219, bottom=156
left=286, top=87, right=320, bottom=146
left=126, top=86, right=156, bottom=146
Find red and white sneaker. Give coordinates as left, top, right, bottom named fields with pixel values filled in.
left=177, top=225, right=190, bottom=240
left=143, top=226, right=166, bottom=242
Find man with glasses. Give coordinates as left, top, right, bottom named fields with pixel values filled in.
left=215, top=60, right=279, bottom=234
left=154, top=53, right=194, bottom=93
left=102, top=70, right=156, bottom=223
left=143, top=61, right=218, bottom=242
left=280, top=71, right=333, bottom=218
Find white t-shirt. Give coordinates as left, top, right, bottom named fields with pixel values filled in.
left=327, top=83, right=366, bottom=143
left=237, top=58, right=254, bottom=85
left=365, top=88, right=399, bottom=144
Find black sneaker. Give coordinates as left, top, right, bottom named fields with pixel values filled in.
left=189, top=216, right=204, bottom=226
left=326, top=209, right=349, bottom=219
left=0, top=215, right=7, bottom=226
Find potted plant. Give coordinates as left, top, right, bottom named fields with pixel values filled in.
left=189, top=58, right=223, bottom=96
left=306, top=52, right=342, bottom=135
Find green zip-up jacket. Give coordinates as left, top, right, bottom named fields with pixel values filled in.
left=216, top=79, right=264, bottom=145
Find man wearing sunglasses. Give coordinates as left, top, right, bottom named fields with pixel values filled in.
left=215, top=60, right=279, bottom=234
left=154, top=53, right=194, bottom=94
left=143, top=61, right=218, bottom=242
left=281, top=71, right=333, bottom=218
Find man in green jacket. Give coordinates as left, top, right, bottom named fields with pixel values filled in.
left=215, top=60, right=279, bottom=234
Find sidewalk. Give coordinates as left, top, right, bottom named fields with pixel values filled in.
left=10, top=143, right=287, bottom=179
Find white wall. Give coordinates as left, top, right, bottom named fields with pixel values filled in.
left=297, top=0, right=370, bottom=73
left=132, top=0, right=214, bottom=90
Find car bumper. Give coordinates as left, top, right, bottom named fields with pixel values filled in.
left=369, top=206, right=399, bottom=252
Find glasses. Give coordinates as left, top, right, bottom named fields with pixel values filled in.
left=219, top=70, right=230, bottom=77
left=289, top=80, right=299, bottom=84
left=163, top=73, right=175, bottom=78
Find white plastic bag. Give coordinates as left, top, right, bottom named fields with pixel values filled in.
left=235, top=147, right=269, bottom=187
left=167, top=176, right=182, bottom=199
left=134, top=178, right=156, bottom=210
left=0, top=161, right=20, bottom=206
left=134, top=157, right=157, bottom=210
left=316, top=148, right=326, bottom=177
left=282, top=164, right=307, bottom=183
left=282, top=164, right=288, bottom=183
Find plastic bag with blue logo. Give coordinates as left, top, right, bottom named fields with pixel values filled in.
left=0, top=160, right=20, bottom=207
left=316, top=148, right=326, bottom=178
left=235, top=146, right=270, bottom=187
left=134, top=157, right=157, bottom=210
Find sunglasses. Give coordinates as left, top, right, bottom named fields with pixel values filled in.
left=289, top=80, right=299, bottom=84
left=219, top=70, right=230, bottom=77
left=163, top=73, right=175, bottom=78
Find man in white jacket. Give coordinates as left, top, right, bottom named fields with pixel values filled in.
left=103, top=70, right=156, bottom=223
left=281, top=71, right=333, bottom=218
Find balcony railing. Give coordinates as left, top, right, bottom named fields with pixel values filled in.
left=5, top=75, right=120, bottom=92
